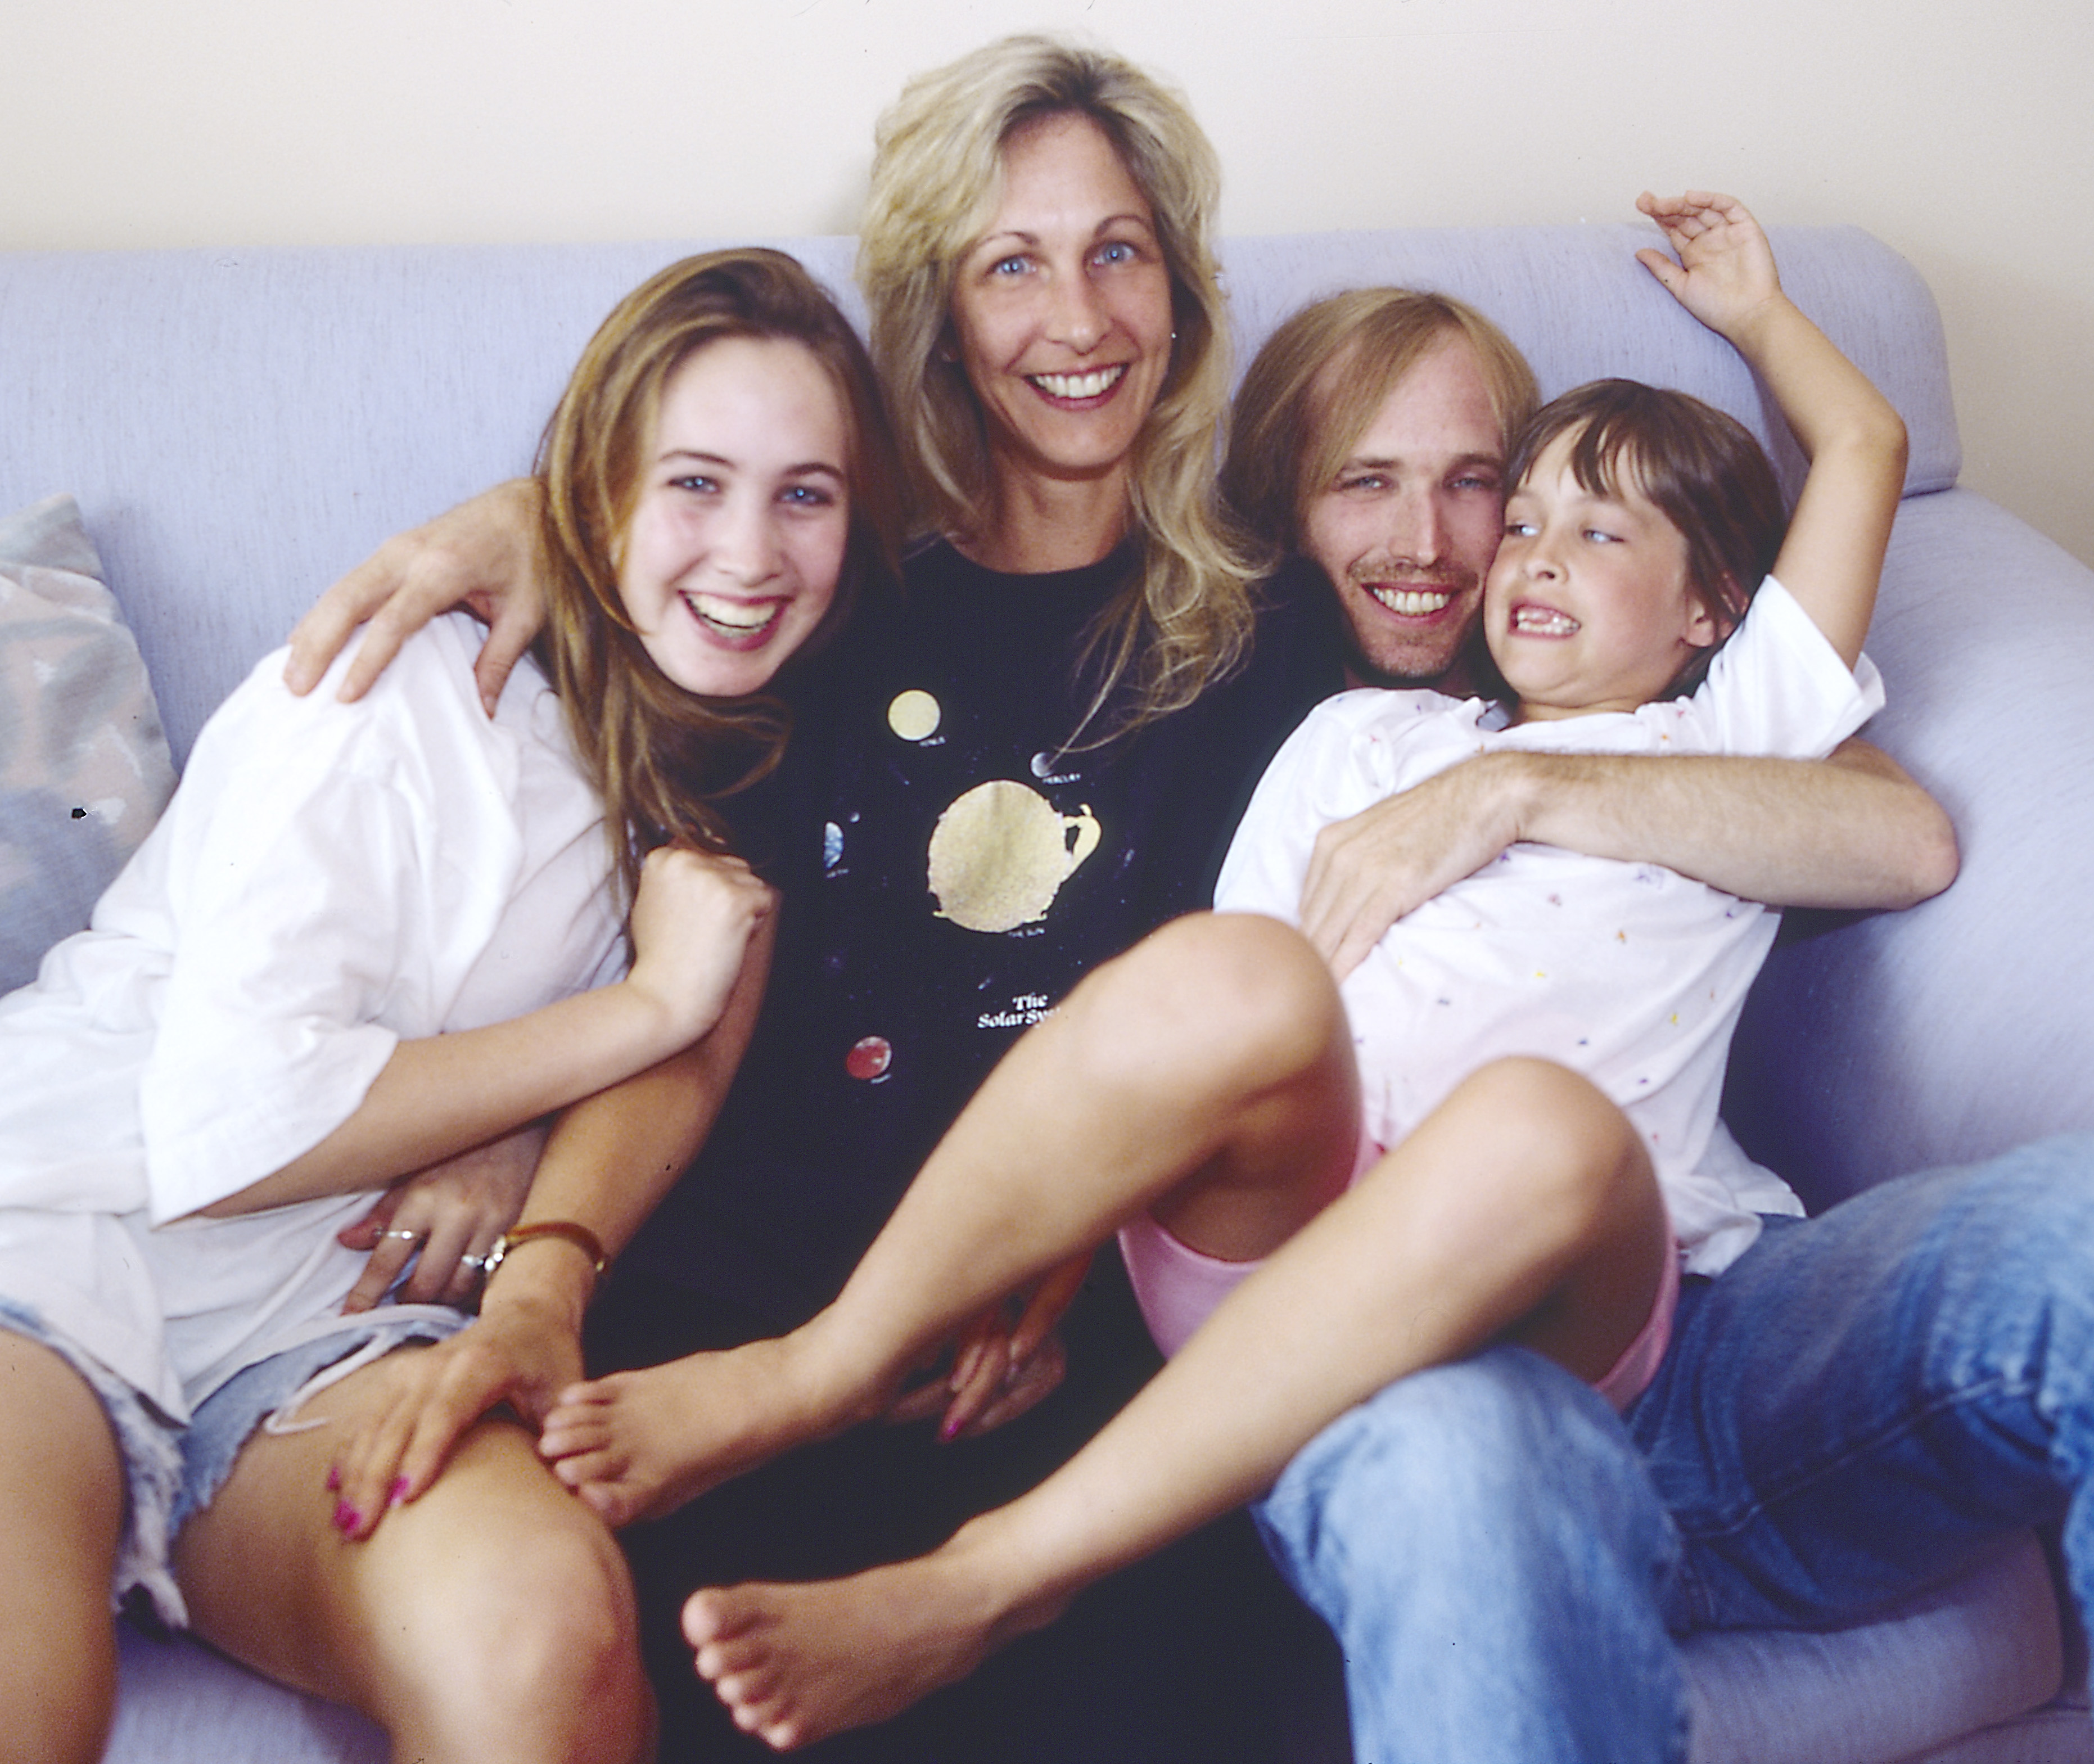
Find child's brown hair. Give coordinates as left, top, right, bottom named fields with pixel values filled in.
left=1507, top=378, right=1786, bottom=697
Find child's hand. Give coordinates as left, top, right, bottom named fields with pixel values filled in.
left=624, top=845, right=774, bottom=1048
left=1634, top=191, right=1782, bottom=340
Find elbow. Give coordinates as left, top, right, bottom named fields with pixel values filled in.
left=1892, top=796, right=1961, bottom=908
left=1881, top=415, right=1911, bottom=489
left=1867, top=406, right=1910, bottom=489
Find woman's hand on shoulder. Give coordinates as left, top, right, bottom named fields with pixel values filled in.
left=283, top=479, right=550, bottom=716
left=336, top=1121, right=548, bottom=1313
left=622, top=846, right=777, bottom=1050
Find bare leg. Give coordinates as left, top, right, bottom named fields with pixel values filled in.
left=541, top=913, right=1361, bottom=1524
left=684, top=1058, right=1667, bottom=1750
left=0, top=1329, right=126, bottom=1764
left=174, top=1347, right=651, bottom=1764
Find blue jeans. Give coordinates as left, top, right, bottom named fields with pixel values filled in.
left=1253, top=1135, right=2094, bottom=1763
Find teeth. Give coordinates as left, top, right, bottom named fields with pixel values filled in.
left=1030, top=365, right=1126, bottom=399
left=1511, top=606, right=1579, bottom=635
left=685, top=593, right=775, bottom=633
left=1369, top=586, right=1454, bottom=617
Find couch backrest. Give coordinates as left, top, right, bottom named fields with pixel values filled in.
left=1, top=224, right=1956, bottom=763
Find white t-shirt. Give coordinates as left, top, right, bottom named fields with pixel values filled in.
left=1216, top=578, right=1885, bottom=1276
left=0, top=615, right=621, bottom=1414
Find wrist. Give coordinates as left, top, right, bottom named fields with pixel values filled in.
left=482, top=1222, right=604, bottom=1333
left=481, top=1260, right=592, bottom=1338
left=614, top=968, right=709, bottom=1061
left=1486, top=750, right=1547, bottom=847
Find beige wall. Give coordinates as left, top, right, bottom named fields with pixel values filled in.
left=10, top=0, right=2090, bottom=566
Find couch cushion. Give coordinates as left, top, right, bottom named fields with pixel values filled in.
left=110, top=1624, right=383, bottom=1763
left=0, top=493, right=176, bottom=991
left=1682, top=1533, right=2067, bottom=1764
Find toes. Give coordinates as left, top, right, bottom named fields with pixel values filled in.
left=684, top=1587, right=759, bottom=1647
left=539, top=1412, right=611, bottom=1454
left=581, top=1485, right=639, bottom=1526
left=693, top=1631, right=769, bottom=1682
left=713, top=1660, right=783, bottom=1707
left=549, top=1445, right=621, bottom=1485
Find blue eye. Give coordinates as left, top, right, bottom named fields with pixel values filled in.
left=780, top=484, right=836, bottom=508
left=1094, top=240, right=1137, bottom=266
left=989, top=254, right=1031, bottom=277
left=673, top=475, right=719, bottom=495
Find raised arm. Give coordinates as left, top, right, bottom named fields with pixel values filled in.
left=284, top=479, right=552, bottom=714
left=1634, top=190, right=1908, bottom=666
left=327, top=907, right=778, bottom=1537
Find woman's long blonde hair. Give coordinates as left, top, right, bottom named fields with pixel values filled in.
left=858, top=34, right=1261, bottom=739
left=536, top=248, right=905, bottom=913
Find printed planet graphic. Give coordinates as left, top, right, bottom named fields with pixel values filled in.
left=927, top=780, right=1100, bottom=933
left=887, top=689, right=941, bottom=742
left=846, top=1036, right=892, bottom=1081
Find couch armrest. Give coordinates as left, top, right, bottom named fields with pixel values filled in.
left=1726, top=488, right=2094, bottom=1209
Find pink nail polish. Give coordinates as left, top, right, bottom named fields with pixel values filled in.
left=389, top=1476, right=410, bottom=1506
left=326, top=1465, right=341, bottom=1492
left=333, top=1501, right=361, bottom=1535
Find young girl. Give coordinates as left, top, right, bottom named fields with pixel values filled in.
left=0, top=247, right=901, bottom=1764
left=513, top=191, right=1903, bottom=1752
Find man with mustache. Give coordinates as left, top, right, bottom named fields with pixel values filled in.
left=1208, top=285, right=2092, bottom=1761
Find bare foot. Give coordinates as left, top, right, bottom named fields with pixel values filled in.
left=538, top=1336, right=865, bottom=1526
left=683, top=1544, right=1071, bottom=1751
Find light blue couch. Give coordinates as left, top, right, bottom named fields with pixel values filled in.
left=5, top=223, right=2091, bottom=1763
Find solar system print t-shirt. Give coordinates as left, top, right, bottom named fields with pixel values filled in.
left=621, top=542, right=1341, bottom=1324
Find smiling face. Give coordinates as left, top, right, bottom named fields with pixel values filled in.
left=616, top=335, right=851, bottom=698
left=1300, top=335, right=1508, bottom=688
left=1484, top=427, right=1721, bottom=721
left=946, top=110, right=1175, bottom=508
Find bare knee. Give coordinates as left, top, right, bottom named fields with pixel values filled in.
left=394, top=1512, right=648, bottom=1764
left=1439, top=1059, right=1654, bottom=1243
left=1069, top=913, right=1344, bottom=1099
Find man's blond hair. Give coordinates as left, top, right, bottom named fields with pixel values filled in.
left=1224, top=288, right=1539, bottom=549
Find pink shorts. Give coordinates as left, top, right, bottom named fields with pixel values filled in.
left=1116, top=1140, right=1681, bottom=1413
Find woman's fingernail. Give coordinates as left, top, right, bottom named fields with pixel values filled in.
left=390, top=1477, right=411, bottom=1507
left=326, top=1465, right=341, bottom=1492
left=333, top=1501, right=361, bottom=1535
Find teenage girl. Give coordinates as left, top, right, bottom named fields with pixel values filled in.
left=0, top=247, right=900, bottom=1764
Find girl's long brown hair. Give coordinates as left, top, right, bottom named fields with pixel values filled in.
left=535, top=249, right=905, bottom=913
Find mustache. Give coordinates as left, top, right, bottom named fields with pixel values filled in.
left=1345, top=557, right=1479, bottom=592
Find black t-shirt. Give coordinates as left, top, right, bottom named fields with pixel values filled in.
left=620, top=543, right=1343, bottom=1325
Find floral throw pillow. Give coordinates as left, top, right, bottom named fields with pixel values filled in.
left=0, top=494, right=177, bottom=992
